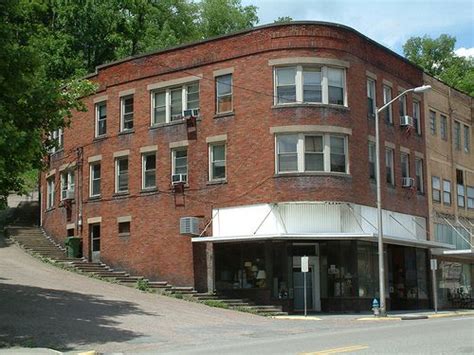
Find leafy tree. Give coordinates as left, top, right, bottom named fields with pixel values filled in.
left=274, top=16, right=293, bottom=23
left=403, top=34, right=474, bottom=96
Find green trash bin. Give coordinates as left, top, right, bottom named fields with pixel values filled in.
left=65, top=237, right=81, bottom=258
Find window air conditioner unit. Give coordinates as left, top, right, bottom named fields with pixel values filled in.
left=65, top=190, right=75, bottom=200
left=402, top=177, right=415, bottom=188
left=183, top=109, right=199, bottom=118
left=180, top=217, right=200, bottom=235
left=172, top=174, right=187, bottom=185
left=400, top=115, right=414, bottom=127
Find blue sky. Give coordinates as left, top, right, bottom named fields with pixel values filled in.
left=242, top=0, right=474, bottom=57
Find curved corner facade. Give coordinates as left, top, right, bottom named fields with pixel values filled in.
left=41, top=23, right=440, bottom=312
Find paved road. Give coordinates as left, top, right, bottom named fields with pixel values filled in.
left=0, top=235, right=473, bottom=354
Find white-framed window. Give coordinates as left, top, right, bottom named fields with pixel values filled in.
left=399, top=93, right=407, bottom=118
left=49, top=128, right=64, bottom=153
left=60, top=170, right=75, bottom=200
left=415, top=158, right=423, bottom=193
left=367, top=78, right=376, bottom=118
left=454, top=121, right=461, bottom=150
left=440, top=115, right=448, bottom=140
left=274, top=66, right=346, bottom=106
left=142, top=153, right=156, bottom=189
left=413, top=100, right=421, bottom=135
left=429, top=110, right=436, bottom=135
left=368, top=141, right=376, bottom=181
left=432, top=176, right=441, bottom=202
left=216, top=74, right=233, bottom=114
left=463, top=125, right=470, bottom=153
left=209, top=143, right=226, bottom=181
left=120, top=95, right=134, bottom=131
left=457, top=184, right=465, bottom=208
left=383, top=85, right=392, bottom=124
left=46, top=177, right=55, bottom=209
left=385, top=148, right=395, bottom=185
left=89, top=163, right=101, bottom=197
left=171, top=148, right=188, bottom=181
left=275, top=133, right=348, bottom=174
left=95, top=102, right=107, bottom=137
left=443, top=179, right=451, bottom=205
left=400, top=152, right=410, bottom=179
left=151, top=82, right=200, bottom=125
left=467, top=186, right=474, bottom=209
left=115, top=157, right=129, bottom=193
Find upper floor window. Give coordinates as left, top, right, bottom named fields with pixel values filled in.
left=209, top=143, right=226, bottom=181
left=172, top=148, right=188, bottom=183
left=399, top=93, right=407, bottom=118
left=50, top=128, right=63, bottom=153
left=120, top=95, right=134, bottom=132
left=467, top=186, right=474, bottom=209
left=457, top=169, right=465, bottom=208
left=383, top=85, right=392, bottom=124
left=429, top=110, right=436, bottom=135
left=142, top=153, right=156, bottom=190
left=115, top=157, right=129, bottom=193
left=216, top=74, right=233, bottom=114
left=400, top=152, right=410, bottom=179
left=432, top=176, right=441, bottom=202
left=274, top=66, right=345, bottom=106
left=413, top=100, right=421, bottom=135
left=90, top=163, right=101, bottom=197
left=60, top=170, right=75, bottom=200
left=385, top=148, right=395, bottom=186
left=443, top=179, right=451, bottom=205
left=46, top=177, right=54, bottom=209
left=276, top=133, right=348, bottom=174
left=415, top=158, right=423, bottom=193
left=440, top=115, right=448, bottom=140
left=152, top=82, right=200, bottom=125
left=367, top=78, right=376, bottom=119
left=454, top=121, right=461, bottom=150
left=368, top=141, right=376, bottom=181
left=95, top=102, right=107, bottom=137
left=463, top=125, right=470, bottom=153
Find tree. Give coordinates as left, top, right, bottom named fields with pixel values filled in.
left=403, top=34, right=474, bottom=96
left=274, top=16, right=293, bottom=23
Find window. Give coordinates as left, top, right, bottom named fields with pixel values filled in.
left=60, top=170, right=75, bottom=200
left=385, top=148, right=395, bottom=185
left=415, top=158, right=423, bottom=193
left=118, top=221, right=131, bottom=237
left=383, top=85, right=392, bottom=124
left=457, top=169, right=465, bottom=208
left=464, top=125, right=470, bottom=152
left=432, top=176, right=441, bottom=202
left=209, top=143, right=226, bottom=181
left=368, top=141, right=376, bottom=181
left=413, top=100, right=421, bottom=135
left=49, top=128, right=63, bottom=153
left=467, top=186, right=474, bottom=209
left=440, top=115, right=448, bottom=140
left=90, top=163, right=101, bottom=197
left=429, top=110, right=436, bottom=135
left=172, top=149, right=188, bottom=181
left=274, top=66, right=345, bottom=106
left=46, top=177, right=54, bottom=209
left=367, top=78, right=376, bottom=118
left=95, top=102, right=107, bottom=137
left=454, top=121, right=461, bottom=150
left=152, top=82, right=200, bottom=125
left=120, top=95, right=134, bottom=131
left=443, top=180, right=451, bottom=205
left=276, top=134, right=348, bottom=174
left=115, top=157, right=129, bottom=193
left=142, top=153, right=156, bottom=189
left=400, top=152, right=410, bottom=178
left=216, top=74, right=233, bottom=113
left=399, top=93, right=407, bottom=118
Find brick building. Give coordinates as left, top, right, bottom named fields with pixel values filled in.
left=40, top=22, right=452, bottom=312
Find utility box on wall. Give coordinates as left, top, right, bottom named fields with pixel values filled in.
left=180, top=217, right=200, bottom=236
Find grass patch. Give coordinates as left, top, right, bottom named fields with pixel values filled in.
left=201, top=299, right=229, bottom=309
left=136, top=278, right=150, bottom=291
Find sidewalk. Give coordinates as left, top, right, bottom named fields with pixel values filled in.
left=273, top=309, right=474, bottom=321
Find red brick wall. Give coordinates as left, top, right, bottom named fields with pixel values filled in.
left=41, top=23, right=428, bottom=287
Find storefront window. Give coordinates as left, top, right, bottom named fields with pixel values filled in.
left=416, top=249, right=428, bottom=300
left=357, top=242, right=379, bottom=298
left=437, top=261, right=473, bottom=308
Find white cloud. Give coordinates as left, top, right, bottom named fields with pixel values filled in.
left=455, top=47, right=474, bottom=58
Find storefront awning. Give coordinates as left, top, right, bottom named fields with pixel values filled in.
left=442, top=249, right=474, bottom=261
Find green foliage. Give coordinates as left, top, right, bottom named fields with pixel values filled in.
left=274, top=16, right=293, bottom=23
left=403, top=35, right=474, bottom=96
left=136, top=278, right=150, bottom=291
left=202, top=299, right=229, bottom=308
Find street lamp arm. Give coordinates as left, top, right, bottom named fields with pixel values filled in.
left=377, top=88, right=414, bottom=114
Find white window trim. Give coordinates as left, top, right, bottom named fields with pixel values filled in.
left=171, top=148, right=188, bottom=181
left=89, top=163, right=101, bottom=198
left=115, top=157, right=129, bottom=193
left=275, top=133, right=349, bottom=174
left=60, top=170, right=75, bottom=200
left=273, top=65, right=347, bottom=107
left=463, top=124, right=470, bottom=153
left=454, top=121, right=461, bottom=150
left=46, top=177, right=55, bottom=209
left=120, top=95, right=133, bottom=132
left=383, top=85, right=393, bottom=124
left=400, top=152, right=410, bottom=179
left=385, top=147, right=395, bottom=185
left=141, top=152, right=156, bottom=190
left=95, top=101, right=107, bottom=138
left=413, top=100, right=421, bottom=135
left=367, top=78, right=376, bottom=118
left=209, top=142, right=227, bottom=182
left=415, top=158, right=424, bottom=193
left=216, top=74, right=233, bottom=114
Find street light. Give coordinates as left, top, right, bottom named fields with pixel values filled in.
left=374, top=84, right=431, bottom=316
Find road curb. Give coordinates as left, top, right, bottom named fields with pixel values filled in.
left=357, top=317, right=401, bottom=321
left=427, top=312, right=474, bottom=319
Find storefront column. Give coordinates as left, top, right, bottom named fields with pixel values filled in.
left=206, top=242, right=215, bottom=292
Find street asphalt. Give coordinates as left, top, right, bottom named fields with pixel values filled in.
left=0, top=235, right=473, bottom=354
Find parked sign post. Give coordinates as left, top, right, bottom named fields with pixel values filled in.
left=301, top=256, right=309, bottom=317
left=430, top=259, right=438, bottom=313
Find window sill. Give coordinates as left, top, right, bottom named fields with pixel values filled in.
left=214, top=112, right=235, bottom=119
left=272, top=103, right=350, bottom=111
left=141, top=188, right=158, bottom=194
left=113, top=192, right=129, bottom=199
left=207, top=179, right=227, bottom=186
left=274, top=172, right=351, bottom=179
left=93, top=135, right=108, bottom=142
left=88, top=196, right=101, bottom=202
left=118, top=233, right=130, bottom=238
left=45, top=207, right=55, bottom=212
left=118, top=129, right=134, bottom=136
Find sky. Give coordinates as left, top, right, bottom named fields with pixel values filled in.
left=242, top=0, right=474, bottom=57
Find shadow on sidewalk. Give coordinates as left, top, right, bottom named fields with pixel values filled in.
left=0, top=282, right=154, bottom=351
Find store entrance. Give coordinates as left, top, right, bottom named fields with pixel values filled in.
left=293, top=256, right=321, bottom=311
